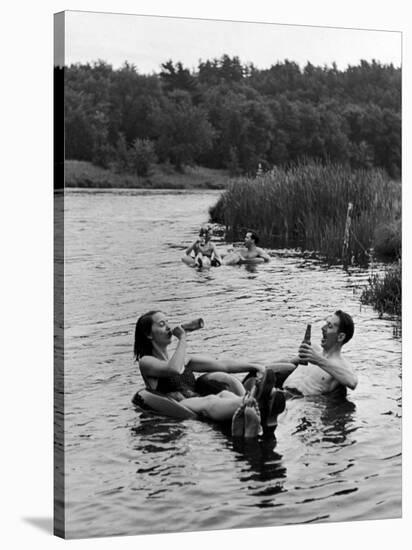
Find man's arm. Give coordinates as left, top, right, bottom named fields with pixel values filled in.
left=139, top=331, right=187, bottom=377
left=319, top=356, right=357, bottom=390
left=299, top=343, right=358, bottom=390
left=256, top=247, right=270, bottom=262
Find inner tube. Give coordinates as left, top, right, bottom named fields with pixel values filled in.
left=132, top=388, right=198, bottom=419
left=222, top=251, right=265, bottom=265
left=132, top=372, right=255, bottom=420
left=238, top=257, right=265, bottom=264
left=182, top=255, right=221, bottom=269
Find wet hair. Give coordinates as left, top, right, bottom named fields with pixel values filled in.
left=247, top=231, right=259, bottom=245
left=199, top=226, right=211, bottom=240
left=335, top=310, right=354, bottom=345
left=133, top=310, right=161, bottom=360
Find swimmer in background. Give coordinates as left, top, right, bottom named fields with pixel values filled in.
left=223, top=231, right=270, bottom=265
left=182, top=226, right=222, bottom=268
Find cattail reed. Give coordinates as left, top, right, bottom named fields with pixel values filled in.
left=209, top=161, right=400, bottom=265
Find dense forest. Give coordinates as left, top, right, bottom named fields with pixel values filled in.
left=61, top=55, right=401, bottom=179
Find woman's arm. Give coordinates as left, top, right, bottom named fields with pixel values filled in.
left=188, top=355, right=266, bottom=374
left=185, top=241, right=198, bottom=256
left=139, top=332, right=187, bottom=378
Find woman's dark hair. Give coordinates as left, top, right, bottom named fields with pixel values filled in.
left=133, top=310, right=161, bottom=360
left=199, top=227, right=211, bottom=240
left=335, top=310, right=354, bottom=345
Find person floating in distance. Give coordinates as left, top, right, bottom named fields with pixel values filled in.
left=223, top=231, right=270, bottom=265
left=182, top=225, right=222, bottom=268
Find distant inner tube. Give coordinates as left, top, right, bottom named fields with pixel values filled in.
left=223, top=251, right=265, bottom=265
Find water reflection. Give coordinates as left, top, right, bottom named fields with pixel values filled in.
left=320, top=397, right=357, bottom=443
left=231, top=436, right=286, bottom=484
left=133, top=410, right=288, bottom=489
left=130, top=414, right=187, bottom=452
left=290, top=396, right=356, bottom=447
left=392, top=321, right=402, bottom=339
left=243, top=263, right=260, bottom=275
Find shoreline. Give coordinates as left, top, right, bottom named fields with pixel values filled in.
left=63, top=160, right=232, bottom=190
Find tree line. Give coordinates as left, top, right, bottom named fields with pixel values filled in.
left=61, top=55, right=401, bottom=178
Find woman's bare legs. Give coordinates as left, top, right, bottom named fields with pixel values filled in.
left=181, top=255, right=196, bottom=267
left=181, top=391, right=263, bottom=439
left=180, top=393, right=243, bottom=422
left=196, top=371, right=246, bottom=397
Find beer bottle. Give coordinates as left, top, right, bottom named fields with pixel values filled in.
left=299, top=324, right=311, bottom=365
left=181, top=318, right=204, bottom=332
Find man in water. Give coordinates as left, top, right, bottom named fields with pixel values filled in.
left=271, top=310, right=357, bottom=397
left=223, top=231, right=270, bottom=265
left=241, top=231, right=270, bottom=262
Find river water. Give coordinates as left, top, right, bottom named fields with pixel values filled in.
left=62, top=189, right=401, bottom=539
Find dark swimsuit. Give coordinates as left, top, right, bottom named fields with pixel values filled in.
left=195, top=242, right=213, bottom=257
left=194, top=243, right=221, bottom=267
left=155, top=364, right=199, bottom=401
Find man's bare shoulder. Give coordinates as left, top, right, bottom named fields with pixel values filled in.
left=342, top=355, right=354, bottom=370
left=327, top=351, right=353, bottom=370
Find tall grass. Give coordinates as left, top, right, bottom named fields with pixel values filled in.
left=361, top=262, right=401, bottom=316
left=209, top=161, right=400, bottom=264
left=373, top=219, right=401, bottom=260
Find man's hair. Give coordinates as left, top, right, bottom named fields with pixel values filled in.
left=248, top=231, right=259, bottom=245
left=335, top=310, right=354, bottom=345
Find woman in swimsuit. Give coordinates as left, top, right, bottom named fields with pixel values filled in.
left=182, top=227, right=222, bottom=268
left=134, top=310, right=285, bottom=436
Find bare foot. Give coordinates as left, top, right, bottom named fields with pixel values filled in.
left=244, top=397, right=262, bottom=438
left=253, top=369, right=276, bottom=426
left=231, top=402, right=246, bottom=437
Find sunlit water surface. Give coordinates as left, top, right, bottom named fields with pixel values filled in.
left=62, top=189, right=401, bottom=538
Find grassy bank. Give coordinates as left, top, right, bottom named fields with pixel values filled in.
left=209, top=161, right=401, bottom=265
left=64, top=160, right=232, bottom=189
left=361, top=262, right=401, bottom=316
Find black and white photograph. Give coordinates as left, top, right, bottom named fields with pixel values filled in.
left=2, top=1, right=410, bottom=549
left=53, top=8, right=402, bottom=540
